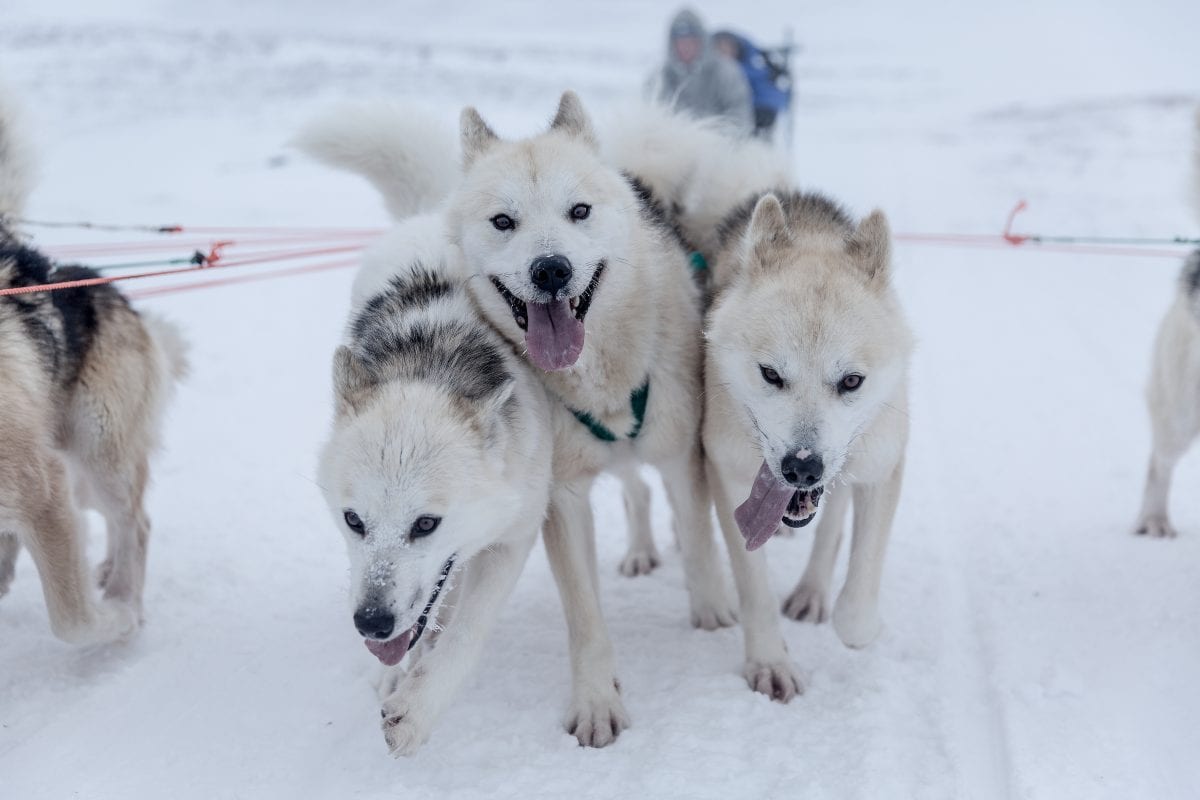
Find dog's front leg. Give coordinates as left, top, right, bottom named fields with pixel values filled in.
left=658, top=449, right=737, bottom=629
left=833, top=458, right=905, bottom=648
left=379, top=534, right=535, bottom=756
left=543, top=482, right=629, bottom=747
left=710, top=463, right=803, bottom=702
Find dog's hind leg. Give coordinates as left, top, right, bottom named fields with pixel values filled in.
left=710, top=464, right=802, bottom=703
left=86, top=456, right=152, bottom=618
left=615, top=464, right=660, bottom=577
left=543, top=482, right=630, bottom=748
left=658, top=448, right=736, bottom=630
left=833, top=459, right=905, bottom=649
left=13, top=452, right=136, bottom=644
left=0, top=531, right=19, bottom=597
left=380, top=533, right=535, bottom=756
left=783, top=484, right=851, bottom=624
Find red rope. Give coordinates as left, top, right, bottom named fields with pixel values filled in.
left=126, top=257, right=359, bottom=300
left=0, top=243, right=366, bottom=298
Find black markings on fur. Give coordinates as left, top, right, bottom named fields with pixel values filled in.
left=350, top=265, right=512, bottom=405
left=623, top=173, right=696, bottom=254
left=716, top=190, right=855, bottom=250
left=0, top=234, right=131, bottom=386
left=1184, top=249, right=1200, bottom=298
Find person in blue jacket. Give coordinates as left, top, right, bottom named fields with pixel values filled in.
left=711, top=29, right=793, bottom=138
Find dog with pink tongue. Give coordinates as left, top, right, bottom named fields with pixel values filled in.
left=445, top=92, right=737, bottom=747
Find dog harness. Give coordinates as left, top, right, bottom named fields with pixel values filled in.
left=569, top=379, right=650, bottom=442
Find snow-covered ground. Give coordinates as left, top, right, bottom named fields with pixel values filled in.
left=2, top=1, right=1199, bottom=798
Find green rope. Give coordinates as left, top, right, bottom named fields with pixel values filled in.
left=569, top=379, right=650, bottom=443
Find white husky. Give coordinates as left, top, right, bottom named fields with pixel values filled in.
left=704, top=191, right=913, bottom=700
left=1134, top=108, right=1200, bottom=538
left=314, top=224, right=555, bottom=756
left=302, top=93, right=737, bottom=746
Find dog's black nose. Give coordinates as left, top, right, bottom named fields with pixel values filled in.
left=353, top=607, right=395, bottom=640
left=530, top=254, right=573, bottom=296
left=781, top=452, right=823, bottom=487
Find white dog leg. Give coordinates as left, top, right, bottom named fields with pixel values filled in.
left=833, top=459, right=905, bottom=648
left=543, top=483, right=630, bottom=747
left=711, top=468, right=802, bottom=702
left=783, top=486, right=851, bottom=624
left=616, top=465, right=660, bottom=577
left=658, top=450, right=737, bottom=630
left=1135, top=426, right=1191, bottom=538
left=380, top=535, right=534, bottom=756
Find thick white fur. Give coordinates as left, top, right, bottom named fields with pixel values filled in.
left=0, top=83, right=34, bottom=219
left=293, top=101, right=458, bottom=220
left=600, top=102, right=792, bottom=255
left=705, top=194, right=913, bottom=700
left=1133, top=108, right=1200, bottom=538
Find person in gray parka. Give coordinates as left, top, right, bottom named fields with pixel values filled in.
left=654, top=7, right=754, bottom=137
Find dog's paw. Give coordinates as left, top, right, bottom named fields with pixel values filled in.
left=380, top=696, right=434, bottom=757
left=54, top=600, right=138, bottom=646
left=744, top=657, right=804, bottom=703
left=782, top=581, right=829, bottom=623
left=689, top=593, right=737, bottom=630
left=832, top=598, right=881, bottom=649
left=1134, top=516, right=1178, bottom=539
left=565, top=681, right=629, bottom=748
left=618, top=546, right=660, bottom=577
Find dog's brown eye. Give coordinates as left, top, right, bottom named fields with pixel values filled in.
left=569, top=203, right=591, bottom=221
left=491, top=214, right=515, bottom=231
left=411, top=515, right=441, bottom=539
left=839, top=373, right=865, bottom=393
left=343, top=510, right=366, bottom=536
left=759, top=364, right=784, bottom=388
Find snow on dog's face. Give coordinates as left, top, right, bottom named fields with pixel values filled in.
left=708, top=195, right=912, bottom=550
left=449, top=92, right=634, bottom=372
left=318, top=352, right=515, bottom=666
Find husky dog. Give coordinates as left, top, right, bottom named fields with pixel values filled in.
left=316, top=228, right=555, bottom=755
left=704, top=191, right=913, bottom=699
left=0, top=91, right=187, bottom=644
left=1134, top=110, right=1200, bottom=538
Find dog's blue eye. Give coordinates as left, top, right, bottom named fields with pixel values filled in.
left=569, top=203, right=591, bottom=221
left=411, top=515, right=441, bottom=538
left=759, top=364, right=784, bottom=388
left=839, top=373, right=865, bottom=393
left=491, top=214, right=515, bottom=231
left=343, top=509, right=366, bottom=536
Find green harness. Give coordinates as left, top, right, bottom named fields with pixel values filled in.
left=569, top=380, right=650, bottom=443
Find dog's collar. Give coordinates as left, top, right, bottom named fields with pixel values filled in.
left=689, top=251, right=708, bottom=273
left=569, top=379, right=650, bottom=443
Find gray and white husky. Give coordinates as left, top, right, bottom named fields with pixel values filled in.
left=704, top=191, right=914, bottom=699
left=0, top=88, right=187, bottom=644
left=301, top=92, right=736, bottom=747
left=315, top=219, right=554, bottom=755
left=1133, top=108, right=1200, bottom=539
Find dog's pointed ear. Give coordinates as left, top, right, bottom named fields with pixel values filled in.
left=549, top=91, right=598, bottom=151
left=332, top=346, right=376, bottom=416
left=461, top=107, right=499, bottom=169
left=847, top=209, right=892, bottom=287
left=474, top=377, right=516, bottom=442
left=747, top=193, right=792, bottom=271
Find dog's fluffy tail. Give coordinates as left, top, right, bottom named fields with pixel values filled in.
left=601, top=102, right=792, bottom=254
left=143, top=313, right=190, bottom=384
left=0, top=82, right=35, bottom=220
left=293, top=101, right=458, bottom=221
